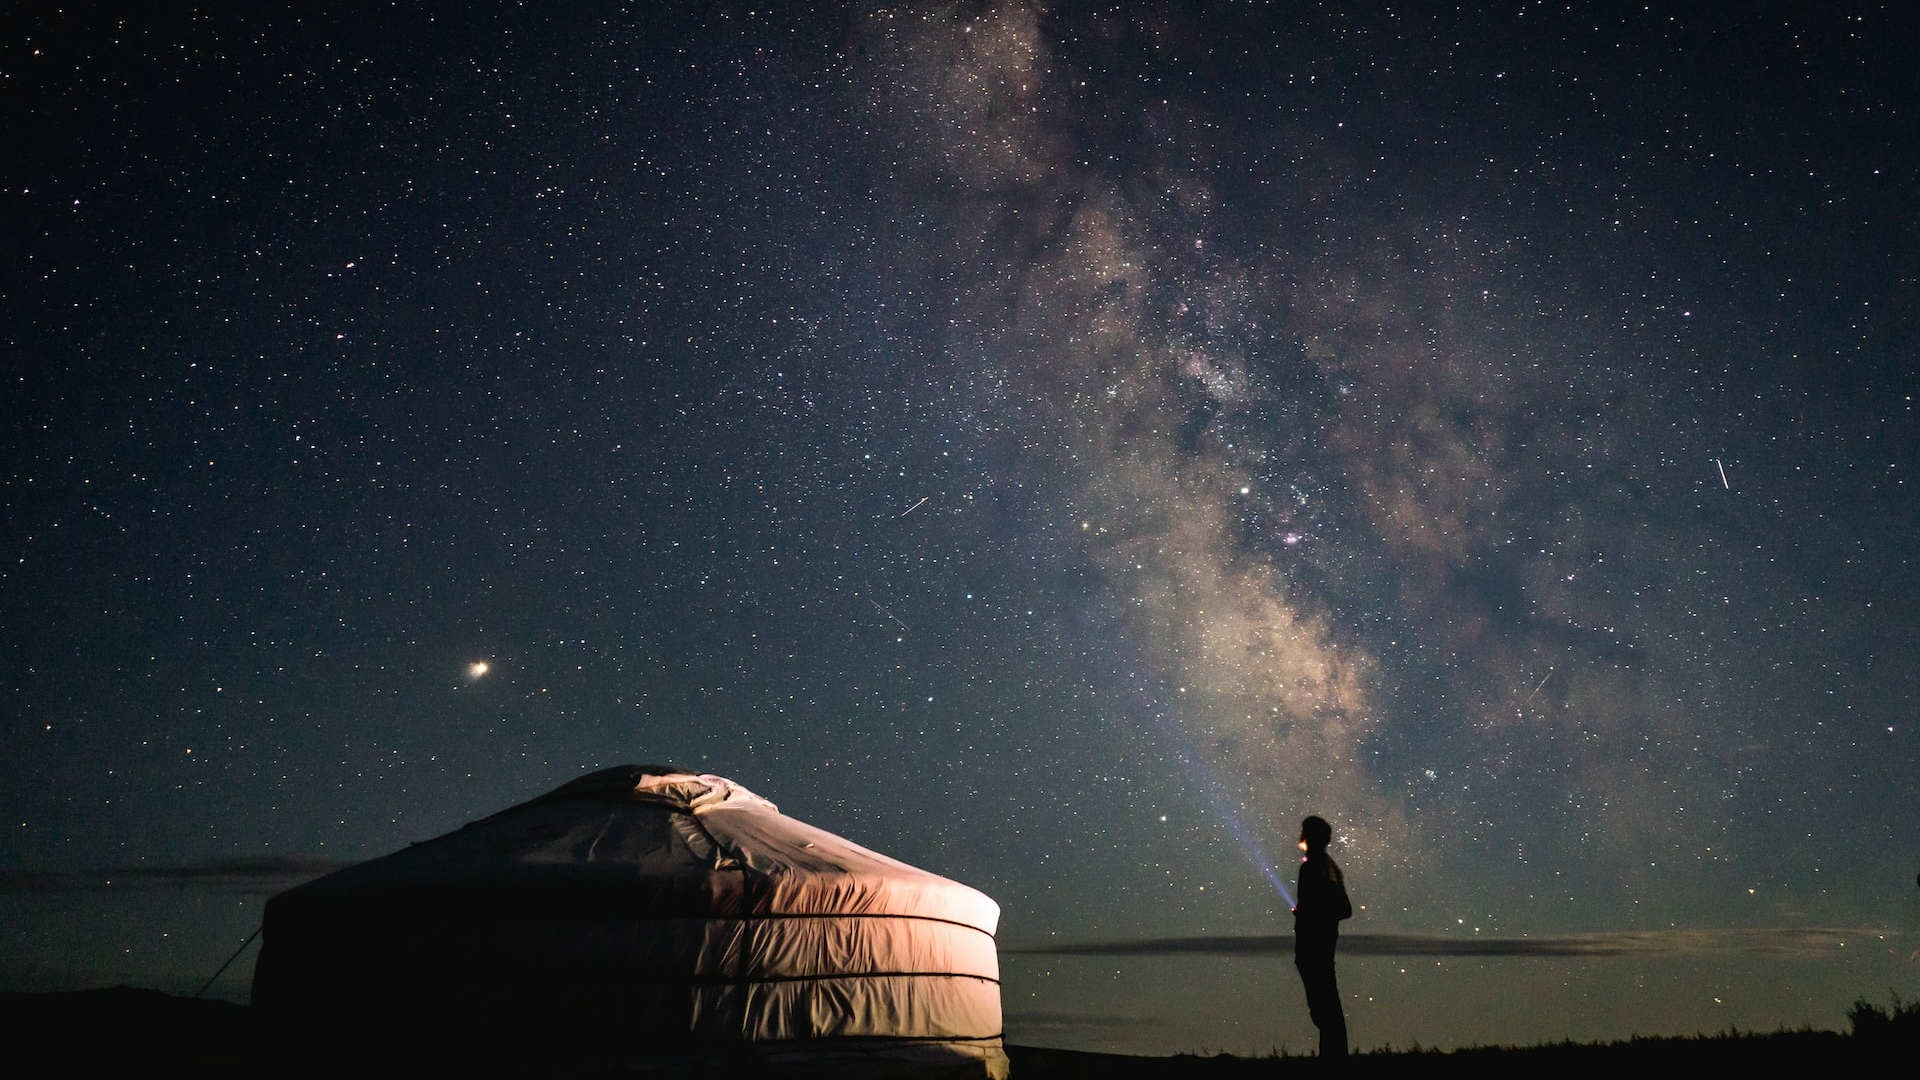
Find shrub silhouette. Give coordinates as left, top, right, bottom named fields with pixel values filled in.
left=1847, top=992, right=1919, bottom=1045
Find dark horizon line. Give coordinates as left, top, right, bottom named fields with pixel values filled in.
left=1004, top=927, right=1910, bottom=959
left=0, top=856, right=352, bottom=895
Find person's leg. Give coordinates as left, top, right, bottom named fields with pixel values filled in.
left=1314, top=963, right=1348, bottom=1058
left=1296, top=951, right=1348, bottom=1057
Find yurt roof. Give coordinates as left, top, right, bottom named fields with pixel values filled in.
left=266, top=765, right=1000, bottom=933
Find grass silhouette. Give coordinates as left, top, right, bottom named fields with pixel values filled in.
left=1, top=986, right=1913, bottom=1075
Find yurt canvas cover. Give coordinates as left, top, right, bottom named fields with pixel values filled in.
left=254, top=766, right=1007, bottom=1077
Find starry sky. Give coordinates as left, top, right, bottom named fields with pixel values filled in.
left=4, top=1, right=1918, bottom=1056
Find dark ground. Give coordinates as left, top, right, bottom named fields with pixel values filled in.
left=1, top=987, right=1900, bottom=1076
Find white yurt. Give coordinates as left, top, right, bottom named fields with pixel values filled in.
left=253, top=765, right=1007, bottom=1078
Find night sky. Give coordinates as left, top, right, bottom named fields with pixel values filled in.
left=5, top=2, right=1918, bottom=1056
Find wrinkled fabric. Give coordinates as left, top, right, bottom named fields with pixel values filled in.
left=255, top=767, right=1006, bottom=1077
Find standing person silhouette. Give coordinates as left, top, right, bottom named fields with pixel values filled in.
left=1292, top=815, right=1352, bottom=1058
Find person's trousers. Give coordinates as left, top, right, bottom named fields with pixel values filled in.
left=1296, top=939, right=1348, bottom=1058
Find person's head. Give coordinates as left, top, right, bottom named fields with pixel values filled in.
left=1299, top=815, right=1332, bottom=854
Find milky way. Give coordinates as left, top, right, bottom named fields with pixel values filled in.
left=854, top=4, right=1914, bottom=936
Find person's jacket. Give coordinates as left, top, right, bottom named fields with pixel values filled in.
left=1294, top=852, right=1352, bottom=934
